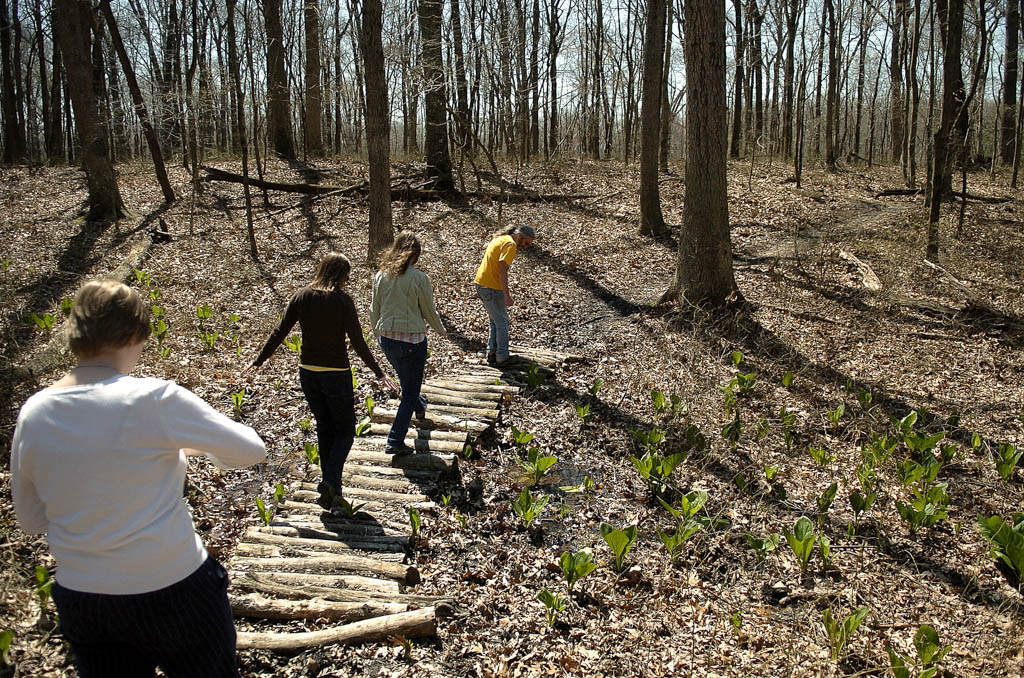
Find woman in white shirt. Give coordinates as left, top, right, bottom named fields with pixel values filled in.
left=11, top=279, right=266, bottom=678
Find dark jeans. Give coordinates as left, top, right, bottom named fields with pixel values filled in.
left=378, top=336, right=427, bottom=449
left=51, top=556, right=238, bottom=678
left=299, top=367, right=356, bottom=489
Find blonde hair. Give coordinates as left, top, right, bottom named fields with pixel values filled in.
left=66, top=280, right=150, bottom=358
left=310, top=252, right=352, bottom=291
left=378, top=231, right=421, bottom=277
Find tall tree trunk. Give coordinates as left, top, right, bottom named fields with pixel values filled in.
left=264, top=0, right=296, bottom=159
left=47, top=4, right=63, bottom=163
left=226, top=0, right=258, bottom=259
left=1003, top=0, right=1020, bottom=163
left=53, top=0, right=124, bottom=221
left=304, top=0, right=324, bottom=156
left=824, top=0, right=838, bottom=170
left=639, top=0, right=667, bottom=235
left=99, top=0, right=174, bottom=203
left=530, top=0, right=540, bottom=155
left=665, top=0, right=737, bottom=305
left=729, top=0, right=744, bottom=158
left=891, top=0, right=906, bottom=163
left=906, top=0, right=922, bottom=186
left=418, top=0, right=453, bottom=188
left=750, top=0, right=763, bottom=141
left=0, top=0, right=26, bottom=161
left=452, top=0, right=471, bottom=152
left=781, top=0, right=798, bottom=158
left=547, top=0, right=562, bottom=156
left=928, top=0, right=965, bottom=258
left=853, top=0, right=870, bottom=156
left=658, top=0, right=672, bottom=171
left=360, top=0, right=394, bottom=257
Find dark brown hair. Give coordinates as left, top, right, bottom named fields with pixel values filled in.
left=66, top=280, right=151, bottom=358
left=310, top=252, right=352, bottom=291
left=378, top=231, right=421, bottom=277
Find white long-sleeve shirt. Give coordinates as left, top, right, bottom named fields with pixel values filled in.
left=11, top=375, right=267, bottom=594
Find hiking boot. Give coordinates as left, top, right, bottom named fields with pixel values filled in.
left=415, top=395, right=428, bottom=420
left=385, top=442, right=414, bottom=456
left=316, top=481, right=338, bottom=510
left=486, top=352, right=497, bottom=365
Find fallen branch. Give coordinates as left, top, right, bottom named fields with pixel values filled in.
left=201, top=165, right=365, bottom=196
left=874, top=187, right=1012, bottom=203
left=922, top=259, right=985, bottom=306
left=235, top=606, right=437, bottom=652
left=838, top=249, right=883, bottom=292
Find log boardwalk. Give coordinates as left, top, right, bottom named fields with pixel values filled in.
left=228, top=347, right=584, bottom=652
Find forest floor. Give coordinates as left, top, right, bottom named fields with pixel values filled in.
left=0, top=155, right=1022, bottom=678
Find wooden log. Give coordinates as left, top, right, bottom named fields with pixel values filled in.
left=243, top=529, right=407, bottom=552
left=235, top=543, right=406, bottom=563
left=230, top=553, right=419, bottom=585
left=384, top=399, right=498, bottom=420
left=345, top=447, right=455, bottom=471
left=272, top=513, right=411, bottom=536
left=427, top=378, right=517, bottom=394
left=352, top=434, right=465, bottom=454
left=341, top=464, right=444, bottom=482
left=232, top=572, right=439, bottom=606
left=235, top=607, right=437, bottom=651
left=365, top=423, right=469, bottom=442
left=371, top=409, right=489, bottom=433
left=268, top=516, right=394, bottom=537
left=230, top=591, right=407, bottom=622
left=251, top=525, right=408, bottom=547
left=202, top=165, right=363, bottom=196
left=420, top=384, right=503, bottom=403
left=293, top=485, right=431, bottom=504
left=509, top=345, right=586, bottom=362
left=307, top=472, right=434, bottom=493
left=922, top=259, right=985, bottom=306
left=231, top=570, right=400, bottom=593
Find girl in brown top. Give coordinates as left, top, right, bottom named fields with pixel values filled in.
left=249, top=253, right=396, bottom=510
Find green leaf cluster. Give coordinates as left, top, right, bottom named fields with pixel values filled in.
left=511, top=488, right=548, bottom=528
left=600, top=523, right=637, bottom=573
left=977, top=512, right=1024, bottom=578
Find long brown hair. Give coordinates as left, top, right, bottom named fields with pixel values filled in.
left=310, top=252, right=351, bottom=291
left=378, top=231, right=421, bottom=277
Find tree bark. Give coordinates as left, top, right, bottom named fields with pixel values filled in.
left=824, top=0, right=838, bottom=170
left=360, top=0, right=394, bottom=258
left=227, top=0, right=259, bottom=260
left=99, top=0, right=174, bottom=204
left=1, top=0, right=26, bottom=161
left=53, top=0, right=125, bottom=221
left=264, top=0, right=296, bottom=159
left=891, top=0, right=906, bottom=163
left=452, top=0, right=471, bottom=152
left=418, top=0, right=453, bottom=188
left=304, top=0, right=324, bottom=156
left=638, top=0, right=667, bottom=235
left=47, top=3, right=63, bottom=163
left=729, top=0, right=744, bottom=158
left=664, top=0, right=738, bottom=306
left=928, top=0, right=965, bottom=258
left=1003, top=0, right=1019, bottom=163
left=658, top=0, right=673, bottom=171
left=781, top=0, right=799, bottom=158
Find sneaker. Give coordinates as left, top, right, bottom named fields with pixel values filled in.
left=316, top=481, right=338, bottom=510
left=385, top=442, right=414, bottom=456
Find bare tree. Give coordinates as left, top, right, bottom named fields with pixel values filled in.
left=357, top=0, right=394, bottom=257
left=928, top=0, right=965, bottom=258
left=264, top=0, right=296, bottom=159
left=53, top=0, right=124, bottom=221
left=1, top=0, right=26, bottom=161
left=639, top=0, right=667, bottom=235
left=664, top=0, right=738, bottom=305
left=226, top=0, right=258, bottom=259
left=419, top=0, right=453, bottom=188
left=305, top=0, right=324, bottom=156
left=1003, top=0, right=1019, bottom=164
left=730, top=0, right=744, bottom=158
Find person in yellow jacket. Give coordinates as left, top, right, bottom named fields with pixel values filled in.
left=473, top=225, right=535, bottom=366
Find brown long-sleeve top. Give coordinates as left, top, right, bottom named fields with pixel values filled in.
left=253, top=286, right=384, bottom=377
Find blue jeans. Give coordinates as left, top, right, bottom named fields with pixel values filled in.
left=299, top=367, right=355, bottom=490
left=52, top=556, right=238, bottom=678
left=379, top=336, right=428, bottom=449
left=476, top=284, right=510, bottom=361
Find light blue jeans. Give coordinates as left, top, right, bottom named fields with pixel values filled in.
left=476, top=284, right=510, bottom=361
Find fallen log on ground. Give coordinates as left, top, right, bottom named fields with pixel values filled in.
left=874, top=187, right=1012, bottom=203
left=201, top=165, right=594, bottom=203
left=235, top=606, right=437, bottom=651
left=230, top=592, right=407, bottom=621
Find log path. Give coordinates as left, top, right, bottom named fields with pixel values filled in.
left=229, top=346, right=583, bottom=653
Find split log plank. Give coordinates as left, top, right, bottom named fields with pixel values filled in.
left=230, top=553, right=418, bottom=585
left=509, top=345, right=586, bottom=362
left=383, top=399, right=498, bottom=420
left=234, top=543, right=406, bottom=563
left=371, top=409, right=489, bottom=433
left=293, top=485, right=432, bottom=504
left=235, top=607, right=437, bottom=652
left=301, top=472, right=434, bottom=493
left=243, top=530, right=407, bottom=553
left=251, top=525, right=408, bottom=547
left=365, top=423, right=469, bottom=442
left=426, top=379, right=518, bottom=395
left=232, top=572, right=438, bottom=606
left=419, top=384, right=503, bottom=403
left=838, top=249, right=883, bottom=292
left=351, top=434, right=465, bottom=454
left=230, top=592, right=406, bottom=621
left=231, top=570, right=400, bottom=593
left=345, top=447, right=455, bottom=471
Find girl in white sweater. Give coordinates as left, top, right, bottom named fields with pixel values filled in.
left=11, top=280, right=266, bottom=678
